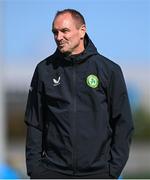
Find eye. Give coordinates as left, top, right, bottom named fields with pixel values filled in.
left=52, top=29, right=58, bottom=35
left=61, top=28, right=70, bottom=33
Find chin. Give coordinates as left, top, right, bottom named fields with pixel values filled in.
left=59, top=48, right=71, bottom=55
left=59, top=47, right=65, bottom=52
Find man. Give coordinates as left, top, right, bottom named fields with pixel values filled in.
left=25, top=9, right=134, bottom=179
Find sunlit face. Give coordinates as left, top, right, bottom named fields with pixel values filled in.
left=52, top=13, right=86, bottom=55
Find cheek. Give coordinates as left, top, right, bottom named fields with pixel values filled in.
left=70, top=33, right=80, bottom=44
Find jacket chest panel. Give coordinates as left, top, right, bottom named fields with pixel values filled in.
left=43, top=64, right=107, bottom=109
left=75, top=70, right=107, bottom=110
left=44, top=67, right=71, bottom=94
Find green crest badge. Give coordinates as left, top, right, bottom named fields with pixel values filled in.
left=86, top=74, right=99, bottom=88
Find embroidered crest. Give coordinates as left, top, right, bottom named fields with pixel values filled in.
left=86, top=74, right=99, bottom=88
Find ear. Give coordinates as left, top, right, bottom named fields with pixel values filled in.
left=79, top=24, right=86, bottom=39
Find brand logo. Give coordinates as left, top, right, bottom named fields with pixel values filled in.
left=86, top=74, right=99, bottom=88
left=53, top=76, right=61, bottom=86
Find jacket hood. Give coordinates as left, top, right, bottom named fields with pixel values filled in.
left=54, top=33, right=98, bottom=64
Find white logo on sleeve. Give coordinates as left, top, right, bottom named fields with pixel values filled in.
left=53, top=76, right=61, bottom=86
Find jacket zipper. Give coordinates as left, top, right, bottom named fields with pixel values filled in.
left=72, top=62, right=77, bottom=174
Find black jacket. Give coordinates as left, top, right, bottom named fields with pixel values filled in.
left=25, top=34, right=134, bottom=178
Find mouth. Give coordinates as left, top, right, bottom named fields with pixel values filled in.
left=57, top=42, right=67, bottom=48
left=58, top=44, right=65, bottom=47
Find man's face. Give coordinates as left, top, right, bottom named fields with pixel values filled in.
left=52, top=13, right=86, bottom=55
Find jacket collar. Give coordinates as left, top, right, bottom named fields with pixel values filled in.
left=54, top=33, right=98, bottom=65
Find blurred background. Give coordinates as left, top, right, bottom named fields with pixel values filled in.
left=0, top=0, right=150, bottom=178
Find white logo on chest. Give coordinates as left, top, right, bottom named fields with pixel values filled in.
left=53, top=76, right=60, bottom=86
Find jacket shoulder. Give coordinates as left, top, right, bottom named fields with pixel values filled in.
left=32, top=53, right=56, bottom=80
left=95, top=53, right=122, bottom=73
left=37, top=54, right=55, bottom=69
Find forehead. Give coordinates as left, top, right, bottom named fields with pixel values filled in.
left=53, top=13, right=76, bottom=29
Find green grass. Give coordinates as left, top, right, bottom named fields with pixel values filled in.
left=123, top=171, right=150, bottom=179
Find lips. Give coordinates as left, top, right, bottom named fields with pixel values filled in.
left=58, top=43, right=66, bottom=49
left=57, top=41, right=67, bottom=46
left=58, top=42, right=65, bottom=45
left=59, top=43, right=65, bottom=46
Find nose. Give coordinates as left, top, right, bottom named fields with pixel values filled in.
left=56, top=31, right=63, bottom=41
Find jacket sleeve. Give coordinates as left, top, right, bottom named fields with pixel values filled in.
left=108, top=65, right=134, bottom=178
left=24, top=66, right=44, bottom=176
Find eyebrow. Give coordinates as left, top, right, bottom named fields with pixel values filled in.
left=52, top=28, right=70, bottom=33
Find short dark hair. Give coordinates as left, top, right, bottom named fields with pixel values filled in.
left=53, top=9, right=86, bottom=28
